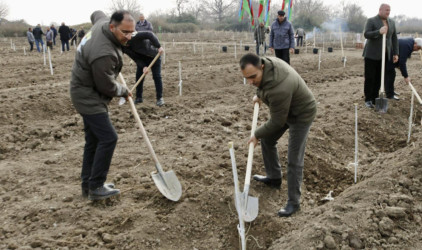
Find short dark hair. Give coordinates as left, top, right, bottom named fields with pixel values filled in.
left=110, top=10, right=134, bottom=25
left=239, top=53, right=262, bottom=70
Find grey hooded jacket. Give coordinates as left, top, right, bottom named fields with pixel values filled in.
left=70, top=10, right=128, bottom=115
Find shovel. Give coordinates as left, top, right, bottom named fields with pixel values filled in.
left=118, top=73, right=182, bottom=201
left=375, top=33, right=388, bottom=113
left=228, top=142, right=246, bottom=250
left=239, top=102, right=260, bottom=222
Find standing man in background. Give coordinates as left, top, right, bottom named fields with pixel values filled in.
left=254, top=21, right=268, bottom=55
left=27, top=27, right=35, bottom=52
left=45, top=26, right=53, bottom=50
left=295, top=27, right=305, bottom=47
left=362, top=3, right=398, bottom=108
left=70, top=10, right=135, bottom=200
left=32, top=24, right=44, bottom=52
left=269, top=10, right=295, bottom=64
left=59, top=22, right=71, bottom=52
left=50, top=24, right=58, bottom=46
left=78, top=27, right=86, bottom=45
left=135, top=13, right=153, bottom=31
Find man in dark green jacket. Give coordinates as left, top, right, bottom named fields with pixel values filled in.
left=362, top=4, right=398, bottom=108
left=240, top=53, right=316, bottom=217
left=70, top=10, right=134, bottom=200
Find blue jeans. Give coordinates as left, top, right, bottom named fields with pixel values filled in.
left=61, top=39, right=69, bottom=51
left=34, top=38, right=44, bottom=52
left=135, top=57, right=163, bottom=100
left=260, top=122, right=312, bottom=206
left=81, top=112, right=118, bottom=191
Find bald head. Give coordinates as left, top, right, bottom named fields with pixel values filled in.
left=379, top=4, right=391, bottom=20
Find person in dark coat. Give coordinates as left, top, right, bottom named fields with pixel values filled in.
left=385, top=37, right=422, bottom=99
left=70, top=28, right=78, bottom=46
left=50, top=24, right=58, bottom=46
left=32, top=24, right=44, bottom=52
left=58, top=22, right=71, bottom=51
left=362, top=4, right=398, bottom=108
left=269, top=10, right=295, bottom=64
left=77, top=27, right=86, bottom=45
left=135, top=13, right=153, bottom=31
left=123, top=31, right=165, bottom=106
left=70, top=10, right=134, bottom=200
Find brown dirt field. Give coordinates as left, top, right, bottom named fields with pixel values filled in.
left=1, top=33, right=422, bottom=249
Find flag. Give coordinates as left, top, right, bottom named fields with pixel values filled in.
left=249, top=0, right=255, bottom=27
left=265, top=0, right=271, bottom=26
left=258, top=0, right=265, bottom=24
left=238, top=0, right=244, bottom=22
left=281, top=0, right=294, bottom=21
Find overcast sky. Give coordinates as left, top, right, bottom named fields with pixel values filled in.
left=2, top=0, right=420, bottom=26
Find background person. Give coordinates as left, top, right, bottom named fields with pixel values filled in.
left=296, top=27, right=305, bottom=47
left=32, top=24, right=44, bottom=52
left=50, top=24, right=58, bottom=46
left=70, top=28, right=78, bottom=46
left=58, top=22, right=71, bottom=52
left=254, top=21, right=268, bottom=55
left=45, top=27, right=53, bottom=50
left=27, top=27, right=35, bottom=52
left=123, top=31, right=165, bottom=106
left=269, top=10, right=295, bottom=64
left=70, top=10, right=135, bottom=200
left=135, top=13, right=153, bottom=31
left=78, top=27, right=86, bottom=45
left=362, top=3, right=398, bottom=108
left=385, top=37, right=422, bottom=100
left=239, top=53, right=316, bottom=217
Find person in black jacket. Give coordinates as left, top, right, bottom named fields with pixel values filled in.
left=32, top=24, right=44, bottom=52
left=78, top=27, right=85, bottom=45
left=385, top=37, right=422, bottom=100
left=123, top=31, right=165, bottom=106
left=58, top=22, right=71, bottom=51
left=70, top=28, right=78, bottom=46
left=50, top=24, right=58, bottom=46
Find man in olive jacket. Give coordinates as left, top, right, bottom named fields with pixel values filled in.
left=70, top=10, right=134, bottom=200
left=362, top=4, right=398, bottom=108
left=240, top=53, right=316, bottom=217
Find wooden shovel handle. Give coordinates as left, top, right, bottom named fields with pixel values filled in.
left=408, top=81, right=422, bottom=105
left=130, top=52, right=162, bottom=93
left=381, top=33, right=386, bottom=93
left=244, top=102, right=260, bottom=187
left=118, top=73, right=161, bottom=167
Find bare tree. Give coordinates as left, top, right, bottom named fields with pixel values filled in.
left=292, top=0, right=329, bottom=30
left=203, top=0, right=236, bottom=23
left=0, top=0, right=9, bottom=20
left=108, top=0, right=141, bottom=20
left=175, top=0, right=189, bottom=17
left=186, top=0, right=203, bottom=21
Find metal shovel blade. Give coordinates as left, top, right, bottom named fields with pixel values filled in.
left=235, top=193, right=259, bottom=222
left=375, top=93, right=388, bottom=113
left=151, top=170, right=182, bottom=202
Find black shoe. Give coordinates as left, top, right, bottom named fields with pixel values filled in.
left=88, top=184, right=120, bottom=200
left=387, top=95, right=399, bottom=101
left=156, top=97, right=165, bottom=107
left=277, top=204, right=300, bottom=217
left=134, top=98, right=143, bottom=104
left=82, top=183, right=115, bottom=198
left=252, top=175, right=281, bottom=188
left=394, top=92, right=400, bottom=96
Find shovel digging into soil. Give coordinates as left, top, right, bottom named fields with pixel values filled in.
left=375, top=33, right=388, bottom=113
left=230, top=102, right=260, bottom=222
left=118, top=73, right=182, bottom=201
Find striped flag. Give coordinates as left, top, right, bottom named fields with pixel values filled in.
left=281, top=0, right=294, bottom=21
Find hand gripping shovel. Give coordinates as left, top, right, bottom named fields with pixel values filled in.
left=118, top=73, right=182, bottom=201
left=240, top=102, right=260, bottom=222
left=375, top=33, right=388, bottom=113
